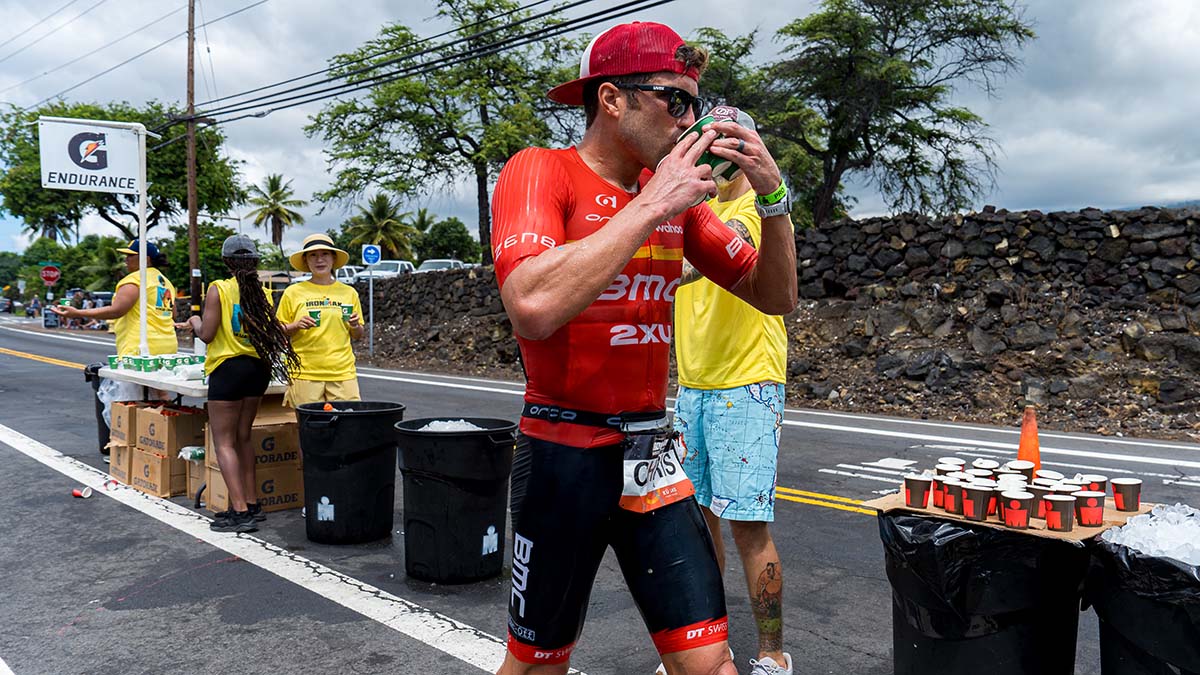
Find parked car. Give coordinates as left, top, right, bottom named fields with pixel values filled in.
left=291, top=265, right=362, bottom=285
left=353, top=260, right=415, bottom=284
left=91, top=291, right=113, bottom=307
left=415, top=259, right=465, bottom=273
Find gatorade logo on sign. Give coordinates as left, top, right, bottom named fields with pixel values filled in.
left=261, top=479, right=275, bottom=494
left=68, top=132, right=108, bottom=170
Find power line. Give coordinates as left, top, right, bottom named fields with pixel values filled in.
left=24, top=0, right=270, bottom=110
left=0, top=0, right=83, bottom=52
left=149, top=0, right=675, bottom=149
left=197, top=0, right=220, bottom=100
left=194, top=0, right=560, bottom=109
left=0, top=3, right=188, bottom=96
left=0, top=0, right=111, bottom=67
left=195, top=0, right=630, bottom=121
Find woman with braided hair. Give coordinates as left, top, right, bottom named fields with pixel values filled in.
left=179, top=235, right=300, bottom=533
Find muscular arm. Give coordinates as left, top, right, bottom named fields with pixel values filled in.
left=726, top=212, right=797, bottom=314
left=680, top=217, right=756, bottom=287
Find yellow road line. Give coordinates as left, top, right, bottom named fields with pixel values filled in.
left=776, top=485, right=867, bottom=506
left=775, top=492, right=877, bottom=515
left=0, top=346, right=84, bottom=369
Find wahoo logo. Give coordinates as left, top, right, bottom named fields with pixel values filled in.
left=656, top=222, right=683, bottom=235
left=510, top=533, right=533, bottom=618
left=68, top=132, right=108, bottom=170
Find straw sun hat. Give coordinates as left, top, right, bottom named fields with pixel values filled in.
left=289, top=233, right=350, bottom=272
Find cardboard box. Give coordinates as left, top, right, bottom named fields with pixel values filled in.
left=110, top=401, right=152, bottom=446
left=135, top=405, right=206, bottom=455
left=186, top=460, right=205, bottom=498
left=108, top=444, right=133, bottom=484
left=130, top=448, right=188, bottom=497
left=204, top=421, right=302, bottom=470
left=207, top=463, right=304, bottom=513
left=255, top=394, right=295, bottom=424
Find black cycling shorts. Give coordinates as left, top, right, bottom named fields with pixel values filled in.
left=207, top=355, right=271, bottom=401
left=505, top=437, right=728, bottom=666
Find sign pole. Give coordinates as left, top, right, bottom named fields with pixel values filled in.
left=368, top=272, right=374, bottom=358
left=136, top=123, right=149, bottom=357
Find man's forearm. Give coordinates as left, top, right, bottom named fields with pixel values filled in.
left=731, top=213, right=797, bottom=314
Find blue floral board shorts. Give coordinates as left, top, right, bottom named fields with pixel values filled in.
left=673, top=382, right=785, bottom=522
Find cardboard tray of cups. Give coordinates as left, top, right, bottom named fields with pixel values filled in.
left=862, top=493, right=1154, bottom=542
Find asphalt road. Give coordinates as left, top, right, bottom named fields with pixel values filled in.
left=0, top=314, right=1197, bottom=674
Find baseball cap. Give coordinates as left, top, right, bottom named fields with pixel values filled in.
left=116, top=239, right=160, bottom=258
left=547, top=22, right=699, bottom=106
left=221, top=234, right=259, bottom=258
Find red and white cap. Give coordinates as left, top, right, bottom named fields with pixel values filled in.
left=547, top=22, right=698, bottom=106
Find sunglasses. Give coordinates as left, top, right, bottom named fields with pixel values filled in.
left=613, top=83, right=707, bottom=119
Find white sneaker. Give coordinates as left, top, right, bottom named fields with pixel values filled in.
left=749, top=653, right=793, bottom=675
left=654, top=647, right=734, bottom=674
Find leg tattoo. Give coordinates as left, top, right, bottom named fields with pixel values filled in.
left=752, top=561, right=783, bottom=652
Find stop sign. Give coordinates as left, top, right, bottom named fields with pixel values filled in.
left=40, top=266, right=60, bottom=285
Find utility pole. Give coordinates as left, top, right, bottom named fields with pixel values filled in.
left=186, top=0, right=201, bottom=314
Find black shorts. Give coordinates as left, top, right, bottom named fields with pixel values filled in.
left=505, top=437, right=727, bottom=666
left=207, top=355, right=271, bottom=401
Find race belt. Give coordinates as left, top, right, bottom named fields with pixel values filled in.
left=521, top=403, right=667, bottom=430
left=619, top=430, right=694, bottom=513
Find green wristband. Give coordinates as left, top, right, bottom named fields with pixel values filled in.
left=756, top=182, right=788, bottom=206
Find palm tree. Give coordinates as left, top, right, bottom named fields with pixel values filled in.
left=77, top=245, right=127, bottom=291
left=411, top=207, right=437, bottom=234
left=246, top=174, right=308, bottom=247
left=346, top=193, right=419, bottom=260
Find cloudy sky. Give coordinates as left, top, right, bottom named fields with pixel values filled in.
left=1, top=0, right=1197, bottom=254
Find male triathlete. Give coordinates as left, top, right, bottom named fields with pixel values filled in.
left=491, top=21, right=797, bottom=675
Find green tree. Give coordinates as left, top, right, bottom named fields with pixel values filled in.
left=75, top=235, right=129, bottom=291
left=411, top=207, right=437, bottom=234
left=306, top=0, right=584, bottom=264
left=415, top=216, right=481, bottom=263
left=246, top=174, right=308, bottom=247
left=325, top=226, right=357, bottom=254
left=0, top=100, right=243, bottom=240
left=770, top=0, right=1035, bottom=224
left=346, top=193, right=419, bottom=260
left=0, top=252, right=21, bottom=300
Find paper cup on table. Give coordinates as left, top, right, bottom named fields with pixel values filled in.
left=972, top=458, right=1001, bottom=471
left=1001, top=490, right=1035, bottom=529
left=1044, top=495, right=1076, bottom=532
left=1031, top=477, right=1059, bottom=488
left=993, top=466, right=1022, bottom=478
left=903, top=474, right=933, bottom=508
left=937, top=457, right=967, bottom=468
left=1080, top=474, right=1108, bottom=494
left=948, top=471, right=973, bottom=482
left=943, top=481, right=964, bottom=515
left=966, top=468, right=994, bottom=480
left=934, top=463, right=961, bottom=476
left=1027, top=484, right=1055, bottom=519
left=961, top=484, right=993, bottom=522
left=1006, top=460, right=1036, bottom=480
left=1110, top=478, right=1143, bottom=512
left=1035, top=469, right=1064, bottom=482
left=969, top=479, right=999, bottom=515
left=1072, top=490, right=1106, bottom=527
left=931, top=475, right=948, bottom=508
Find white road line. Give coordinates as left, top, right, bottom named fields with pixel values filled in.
left=0, top=423, right=560, bottom=675
left=819, top=468, right=899, bottom=484
left=357, top=371, right=526, bottom=397
left=1165, top=479, right=1200, bottom=488
left=785, top=419, right=1200, bottom=471
left=0, top=654, right=14, bottom=675
left=0, top=325, right=115, bottom=347
left=835, top=463, right=907, bottom=477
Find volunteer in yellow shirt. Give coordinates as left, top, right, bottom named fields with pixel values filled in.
left=180, top=235, right=299, bottom=534
left=673, top=166, right=794, bottom=673
left=278, top=233, right=365, bottom=407
left=51, top=239, right=177, bottom=356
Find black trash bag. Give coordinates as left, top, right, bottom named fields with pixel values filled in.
left=1084, top=538, right=1200, bottom=675
left=880, top=513, right=1090, bottom=675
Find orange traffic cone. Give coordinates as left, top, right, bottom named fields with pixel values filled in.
left=1017, top=405, right=1041, bottom=474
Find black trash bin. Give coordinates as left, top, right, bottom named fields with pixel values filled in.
left=1085, top=538, right=1200, bottom=675
left=297, top=401, right=406, bottom=544
left=880, top=513, right=1091, bottom=675
left=396, top=418, right=516, bottom=584
left=84, top=362, right=110, bottom=455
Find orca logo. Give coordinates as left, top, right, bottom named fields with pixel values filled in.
left=68, top=132, right=108, bottom=170
left=594, top=194, right=618, bottom=209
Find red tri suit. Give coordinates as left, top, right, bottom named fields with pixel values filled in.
left=492, top=146, right=758, bottom=448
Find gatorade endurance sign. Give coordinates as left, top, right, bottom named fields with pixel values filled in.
left=39, top=119, right=140, bottom=195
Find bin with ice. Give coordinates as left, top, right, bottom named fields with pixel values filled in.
left=1101, top=503, right=1200, bottom=566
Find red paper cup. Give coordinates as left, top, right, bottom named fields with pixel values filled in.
left=972, top=458, right=1001, bottom=471
left=1044, top=495, right=1076, bottom=532
left=903, top=474, right=934, bottom=508
left=1072, top=490, right=1106, bottom=527
left=961, top=485, right=993, bottom=522
left=1080, top=474, right=1109, bottom=495
left=931, top=475, right=948, bottom=508
left=1035, top=469, right=1065, bottom=482
left=1001, top=490, right=1034, bottom=529
left=935, top=463, right=961, bottom=476
left=1006, top=460, right=1036, bottom=480
left=943, top=481, right=964, bottom=515
left=1027, top=484, right=1054, bottom=519
left=72, top=487, right=93, bottom=499
left=966, top=468, right=994, bottom=480
left=1110, top=478, right=1143, bottom=512
left=937, top=457, right=967, bottom=468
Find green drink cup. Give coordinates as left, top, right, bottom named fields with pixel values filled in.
left=308, top=309, right=322, bottom=327
left=341, top=304, right=354, bottom=320
left=674, top=106, right=756, bottom=201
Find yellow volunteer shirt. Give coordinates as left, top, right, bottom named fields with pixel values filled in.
left=276, top=280, right=362, bottom=381
left=205, top=278, right=273, bottom=374
left=112, top=267, right=178, bottom=357
left=674, top=190, right=788, bottom=389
